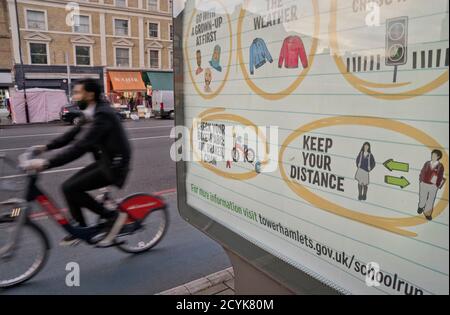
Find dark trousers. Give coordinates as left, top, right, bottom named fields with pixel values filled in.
left=62, top=163, right=114, bottom=227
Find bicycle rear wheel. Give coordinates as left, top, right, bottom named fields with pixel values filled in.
left=116, top=194, right=169, bottom=254
left=0, top=219, right=49, bottom=288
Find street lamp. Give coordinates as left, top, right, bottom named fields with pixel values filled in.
left=14, top=0, right=30, bottom=123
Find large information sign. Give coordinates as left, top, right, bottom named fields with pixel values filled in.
left=176, top=0, right=449, bottom=295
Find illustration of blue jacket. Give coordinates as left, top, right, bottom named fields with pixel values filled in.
left=249, top=38, right=273, bottom=75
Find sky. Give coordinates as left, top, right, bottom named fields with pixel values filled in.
left=174, top=0, right=186, bottom=17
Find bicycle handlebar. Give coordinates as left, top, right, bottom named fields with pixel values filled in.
left=18, top=148, right=39, bottom=172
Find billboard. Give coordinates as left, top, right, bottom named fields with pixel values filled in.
left=176, top=0, right=449, bottom=295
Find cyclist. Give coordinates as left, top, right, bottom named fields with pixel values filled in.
left=24, top=79, right=132, bottom=246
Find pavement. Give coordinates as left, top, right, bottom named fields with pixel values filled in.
left=0, top=118, right=232, bottom=295
left=158, top=268, right=235, bottom=295
left=0, top=110, right=12, bottom=126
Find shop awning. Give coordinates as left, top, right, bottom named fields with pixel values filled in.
left=145, top=72, right=173, bottom=91
left=109, top=71, right=146, bottom=92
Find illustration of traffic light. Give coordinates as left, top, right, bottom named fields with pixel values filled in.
left=386, top=16, right=408, bottom=82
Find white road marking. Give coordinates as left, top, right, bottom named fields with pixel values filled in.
left=0, top=136, right=171, bottom=179
left=0, top=125, right=173, bottom=140
left=0, top=147, right=28, bottom=152
left=0, top=135, right=170, bottom=152
left=126, top=126, right=173, bottom=131
left=130, top=136, right=170, bottom=141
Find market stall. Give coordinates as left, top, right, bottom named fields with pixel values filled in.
left=9, top=88, right=67, bottom=124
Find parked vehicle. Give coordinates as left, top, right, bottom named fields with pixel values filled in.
left=152, top=90, right=174, bottom=119
left=60, top=104, right=81, bottom=125
left=61, top=104, right=127, bottom=124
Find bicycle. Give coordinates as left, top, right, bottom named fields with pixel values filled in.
left=0, top=149, right=169, bottom=288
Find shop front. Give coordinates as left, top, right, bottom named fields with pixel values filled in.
left=143, top=71, right=174, bottom=108
left=0, top=70, right=13, bottom=102
left=14, top=64, right=104, bottom=96
left=0, top=70, right=13, bottom=122
left=106, top=71, right=147, bottom=112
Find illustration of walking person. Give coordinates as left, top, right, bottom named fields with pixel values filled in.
left=355, top=142, right=376, bottom=201
left=195, top=50, right=203, bottom=75
left=418, top=149, right=446, bottom=221
left=209, top=45, right=222, bottom=72
left=204, top=68, right=212, bottom=93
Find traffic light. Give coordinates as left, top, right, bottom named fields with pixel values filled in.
left=386, top=16, right=409, bottom=67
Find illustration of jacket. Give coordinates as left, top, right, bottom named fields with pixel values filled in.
left=278, top=36, right=308, bottom=69
left=356, top=152, right=376, bottom=172
left=420, top=161, right=445, bottom=187
left=249, top=38, right=273, bottom=75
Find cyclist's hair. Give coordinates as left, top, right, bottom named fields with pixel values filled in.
left=76, top=78, right=102, bottom=102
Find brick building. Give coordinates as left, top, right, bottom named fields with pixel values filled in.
left=4, top=0, right=173, bottom=104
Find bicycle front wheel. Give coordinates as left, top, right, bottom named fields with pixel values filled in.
left=0, top=220, right=49, bottom=288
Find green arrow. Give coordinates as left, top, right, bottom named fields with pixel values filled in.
left=385, top=176, right=410, bottom=189
left=384, top=159, right=410, bottom=172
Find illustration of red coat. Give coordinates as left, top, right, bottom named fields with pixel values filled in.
left=420, top=161, right=445, bottom=187
left=278, top=36, right=308, bottom=69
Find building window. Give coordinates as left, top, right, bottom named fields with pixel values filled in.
left=73, top=15, right=90, bottom=34
left=148, top=0, right=158, bottom=11
left=149, top=23, right=159, bottom=38
left=29, top=43, right=48, bottom=64
left=26, top=10, right=46, bottom=30
left=149, top=49, right=160, bottom=69
left=114, top=19, right=129, bottom=36
left=75, top=46, right=91, bottom=66
left=169, top=24, right=173, bottom=41
left=115, top=0, right=127, bottom=7
left=169, top=0, right=173, bottom=12
left=169, top=50, right=173, bottom=69
left=116, top=47, right=130, bottom=67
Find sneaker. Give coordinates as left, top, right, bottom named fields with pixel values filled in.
left=59, top=235, right=81, bottom=247
left=417, top=208, right=425, bottom=214
left=425, top=214, right=433, bottom=221
left=96, top=212, right=127, bottom=248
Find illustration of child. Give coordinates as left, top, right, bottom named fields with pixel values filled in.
left=204, top=68, right=212, bottom=93
left=196, top=50, right=203, bottom=75
left=418, top=149, right=446, bottom=221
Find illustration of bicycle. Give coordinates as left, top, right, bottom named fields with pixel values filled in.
left=232, top=136, right=255, bottom=164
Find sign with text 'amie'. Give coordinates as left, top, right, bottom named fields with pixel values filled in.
left=180, top=0, right=449, bottom=295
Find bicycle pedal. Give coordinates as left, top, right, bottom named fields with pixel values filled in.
left=90, top=232, right=108, bottom=244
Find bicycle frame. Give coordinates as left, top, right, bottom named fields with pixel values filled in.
left=29, top=174, right=113, bottom=243
left=0, top=176, right=100, bottom=261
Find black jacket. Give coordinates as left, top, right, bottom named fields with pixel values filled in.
left=47, top=102, right=131, bottom=187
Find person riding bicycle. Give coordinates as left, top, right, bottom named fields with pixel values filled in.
left=24, top=79, right=132, bottom=246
